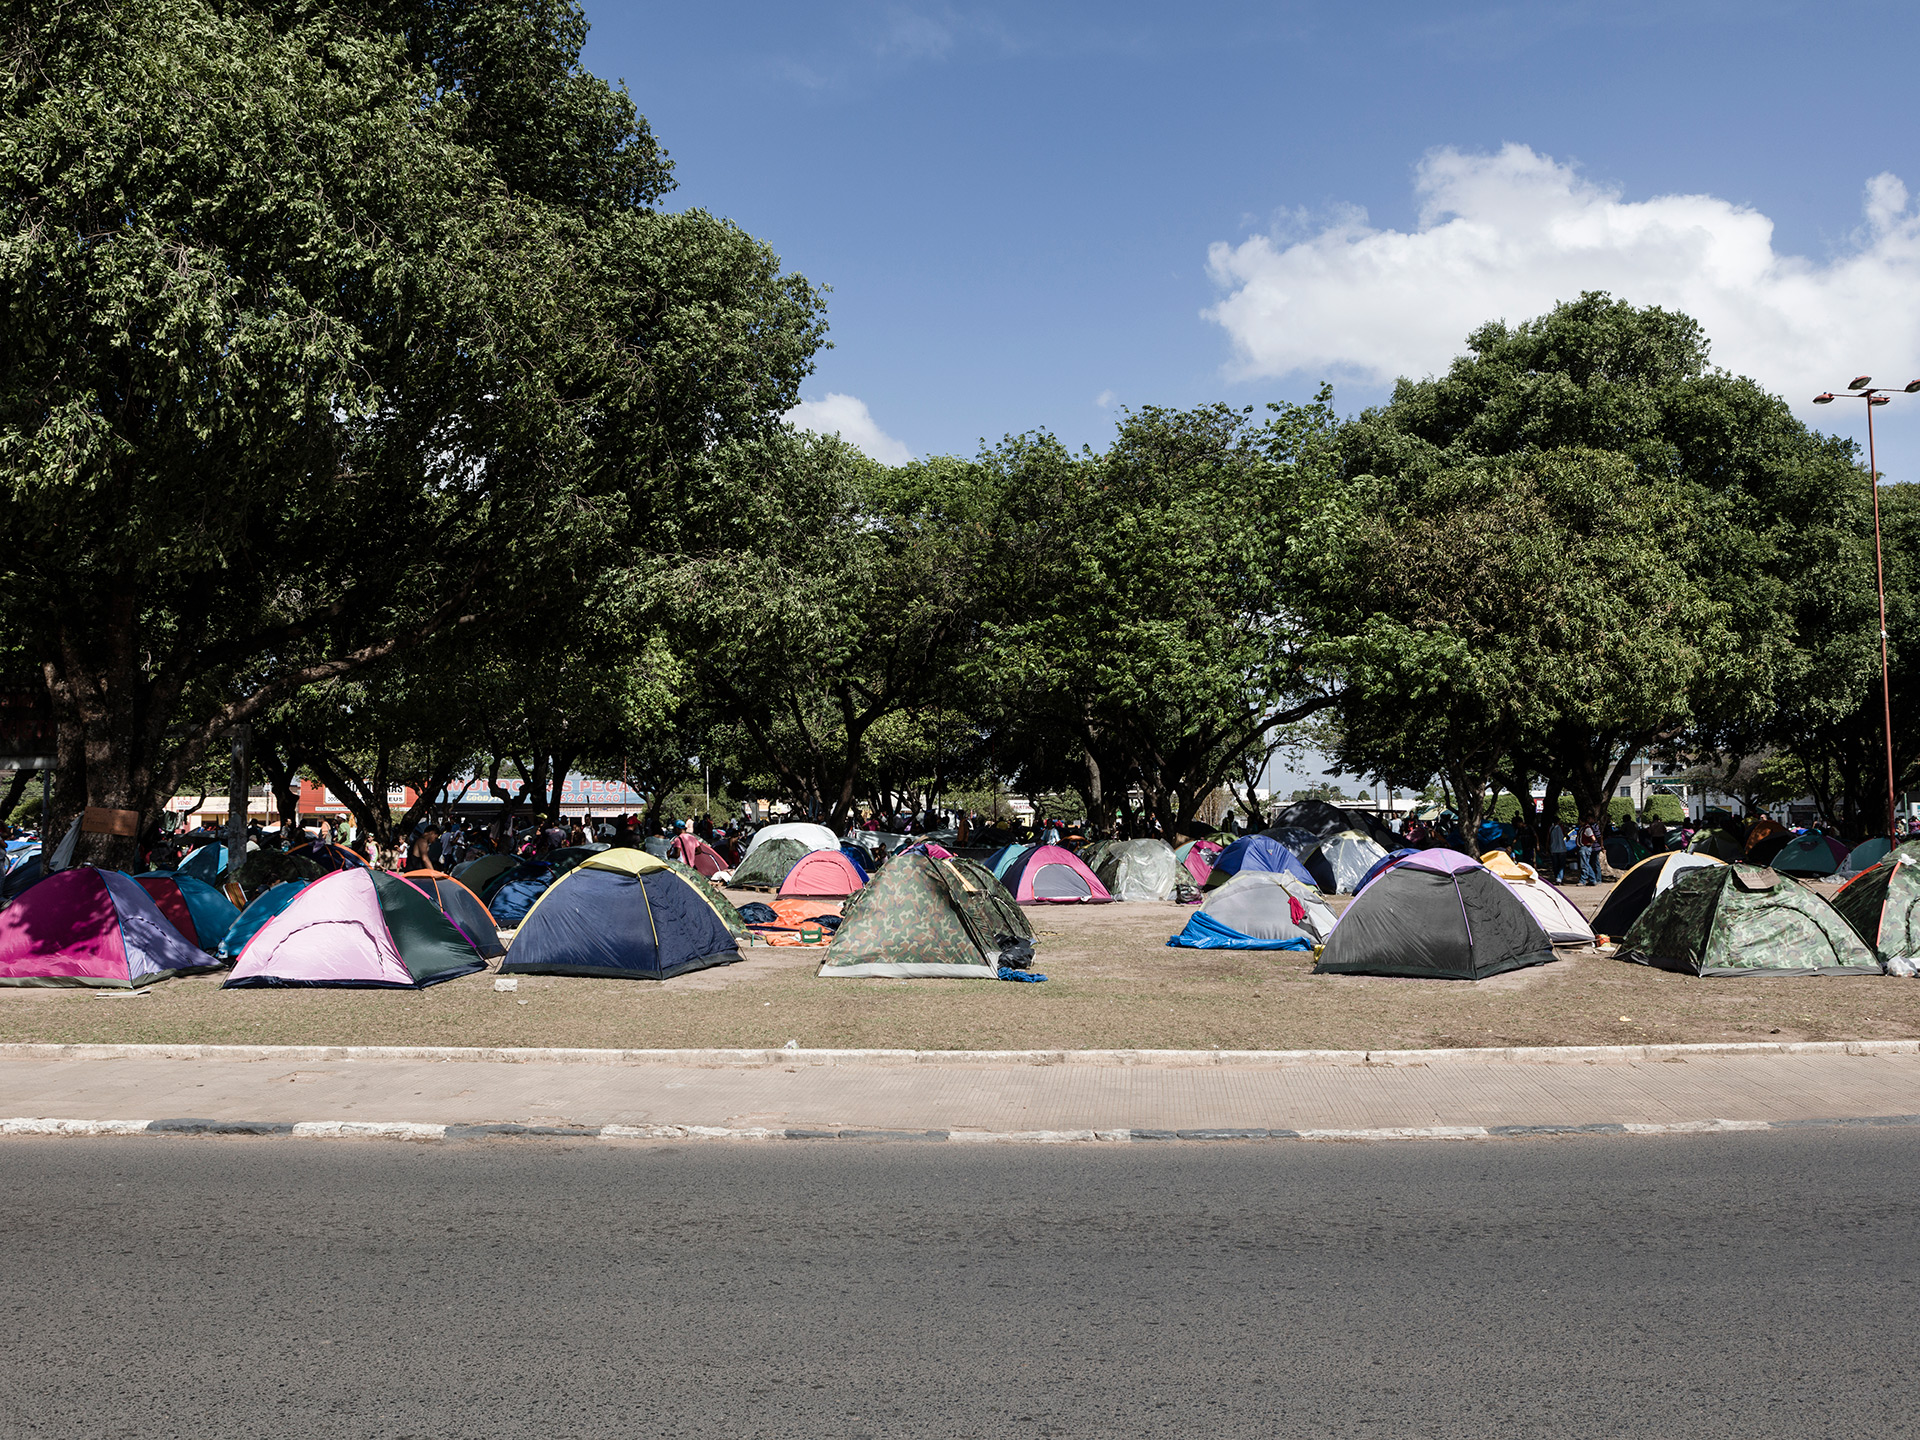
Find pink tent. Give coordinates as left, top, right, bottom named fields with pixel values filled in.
left=1179, top=839, right=1223, bottom=889
left=778, top=849, right=867, bottom=899
left=1004, top=845, right=1112, bottom=904
left=0, top=867, right=211, bottom=988
left=225, top=868, right=487, bottom=988
left=668, top=833, right=730, bottom=878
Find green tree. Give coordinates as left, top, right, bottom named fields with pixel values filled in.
left=657, top=437, right=991, bottom=830
left=1337, top=292, right=1874, bottom=829
left=1314, top=448, right=1730, bottom=852
left=983, top=399, right=1341, bottom=837
left=0, top=0, right=824, bottom=866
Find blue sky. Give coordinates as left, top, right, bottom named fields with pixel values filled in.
left=583, top=1, right=1920, bottom=797
left=585, top=0, right=1920, bottom=484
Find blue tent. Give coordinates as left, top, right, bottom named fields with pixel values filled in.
left=489, top=863, right=555, bottom=925
left=1167, top=911, right=1313, bottom=951
left=134, top=872, right=241, bottom=952
left=176, top=843, right=226, bottom=883
left=218, top=880, right=309, bottom=961
left=986, top=844, right=1028, bottom=880
left=837, top=845, right=873, bottom=880
left=501, top=851, right=739, bottom=980
left=1206, top=835, right=1317, bottom=890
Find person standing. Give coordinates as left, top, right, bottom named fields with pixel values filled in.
left=1577, top=813, right=1603, bottom=886
left=1547, top=817, right=1571, bottom=884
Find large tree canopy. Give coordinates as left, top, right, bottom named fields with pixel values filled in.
left=1331, top=292, right=1879, bottom=833
left=0, top=0, right=823, bottom=863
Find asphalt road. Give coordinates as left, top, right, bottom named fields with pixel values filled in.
left=3, top=1132, right=1916, bottom=1439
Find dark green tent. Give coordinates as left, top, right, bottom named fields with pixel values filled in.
left=727, top=837, right=811, bottom=891
left=1617, top=864, right=1878, bottom=976
left=1831, top=842, right=1920, bottom=966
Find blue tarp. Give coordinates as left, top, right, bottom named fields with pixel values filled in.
left=1167, top=911, right=1314, bottom=951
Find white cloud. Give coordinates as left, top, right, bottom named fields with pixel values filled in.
left=1094, top=389, right=1117, bottom=408
left=784, top=392, right=914, bottom=465
left=1205, top=144, right=1920, bottom=410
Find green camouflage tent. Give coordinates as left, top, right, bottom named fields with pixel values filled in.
left=1617, top=864, right=1879, bottom=976
left=727, top=837, right=810, bottom=892
left=819, top=853, right=1033, bottom=978
left=1831, top=842, right=1920, bottom=966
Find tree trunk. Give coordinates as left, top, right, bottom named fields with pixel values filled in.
left=0, top=769, right=29, bottom=822
left=253, top=734, right=305, bottom=823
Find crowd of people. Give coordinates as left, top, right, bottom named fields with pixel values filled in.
left=6, top=795, right=1915, bottom=887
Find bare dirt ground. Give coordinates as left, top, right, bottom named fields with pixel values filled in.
left=1, top=876, right=1907, bottom=1052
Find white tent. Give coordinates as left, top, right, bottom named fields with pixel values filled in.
left=1489, top=862, right=1595, bottom=946
left=744, top=822, right=841, bottom=858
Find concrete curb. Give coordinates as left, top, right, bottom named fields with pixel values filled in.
left=4, top=1113, right=1917, bottom=1144
left=2, top=1038, right=1918, bottom=1068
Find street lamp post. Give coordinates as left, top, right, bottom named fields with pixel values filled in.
left=1812, top=376, right=1917, bottom=841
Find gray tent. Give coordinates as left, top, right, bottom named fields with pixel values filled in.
left=1200, top=871, right=1338, bottom=944
left=1092, top=840, right=1179, bottom=901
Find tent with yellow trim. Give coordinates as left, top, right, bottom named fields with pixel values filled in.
left=499, top=849, right=741, bottom=980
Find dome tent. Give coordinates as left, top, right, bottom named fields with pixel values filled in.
left=728, top=837, right=812, bottom=891
left=487, top=863, right=555, bottom=925
left=818, top=854, right=1033, bottom=978
left=1168, top=871, right=1337, bottom=950
left=1476, top=852, right=1594, bottom=946
left=1831, top=842, right=1920, bottom=967
left=225, top=868, right=489, bottom=988
left=501, top=849, right=740, bottom=981
left=1771, top=832, right=1850, bottom=877
left=217, top=880, right=309, bottom=961
left=1092, top=840, right=1180, bottom=901
left=1267, top=799, right=1398, bottom=850
left=986, top=844, right=1028, bottom=880
left=1591, top=852, right=1725, bottom=940
left=401, top=871, right=505, bottom=960
left=1313, top=850, right=1556, bottom=980
left=668, top=833, right=731, bottom=879
left=1617, top=864, right=1877, bottom=976
left=1206, top=835, right=1318, bottom=891
left=455, top=853, right=520, bottom=899
left=1313, top=830, right=1391, bottom=894
left=1000, top=844, right=1112, bottom=904
left=744, top=822, right=840, bottom=858
left=1841, top=837, right=1894, bottom=877
left=1173, top=838, right=1223, bottom=890
left=0, top=867, right=214, bottom=988
left=779, top=848, right=868, bottom=898
left=134, top=872, right=241, bottom=952
left=1743, top=819, right=1791, bottom=865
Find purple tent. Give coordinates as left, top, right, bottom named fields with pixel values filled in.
left=0, top=867, right=212, bottom=988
